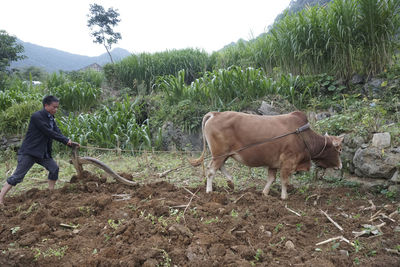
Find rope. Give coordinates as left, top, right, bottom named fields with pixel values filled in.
left=72, top=122, right=313, bottom=177
left=77, top=144, right=201, bottom=154
left=211, top=123, right=311, bottom=160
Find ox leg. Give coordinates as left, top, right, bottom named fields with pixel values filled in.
left=220, top=165, right=234, bottom=189
left=263, top=168, right=277, bottom=196
left=206, top=161, right=215, bottom=193
left=280, top=167, right=294, bottom=200
left=206, top=158, right=225, bottom=193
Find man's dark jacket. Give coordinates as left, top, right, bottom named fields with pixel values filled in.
left=19, top=109, right=69, bottom=158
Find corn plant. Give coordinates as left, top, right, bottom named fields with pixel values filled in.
left=157, top=66, right=312, bottom=111
left=46, top=81, right=102, bottom=112
left=57, top=96, right=160, bottom=150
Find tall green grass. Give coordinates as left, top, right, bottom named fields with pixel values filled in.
left=104, top=48, right=210, bottom=93
left=217, top=0, right=400, bottom=81
left=157, top=66, right=312, bottom=110
left=57, top=96, right=161, bottom=150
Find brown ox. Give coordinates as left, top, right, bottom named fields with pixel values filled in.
left=190, top=111, right=344, bottom=199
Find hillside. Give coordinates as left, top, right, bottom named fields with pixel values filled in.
left=10, top=40, right=131, bottom=73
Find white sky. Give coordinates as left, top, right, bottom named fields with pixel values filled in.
left=1, top=0, right=290, bottom=57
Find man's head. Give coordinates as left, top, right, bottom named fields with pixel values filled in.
left=43, top=95, right=60, bottom=115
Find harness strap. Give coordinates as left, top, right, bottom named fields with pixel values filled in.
left=297, top=130, right=327, bottom=159
left=212, top=123, right=311, bottom=160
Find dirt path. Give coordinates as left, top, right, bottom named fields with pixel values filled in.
left=0, top=170, right=399, bottom=266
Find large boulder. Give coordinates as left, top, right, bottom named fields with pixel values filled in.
left=371, top=132, right=391, bottom=148
left=341, top=134, right=365, bottom=173
left=353, top=146, right=400, bottom=179
left=161, top=121, right=202, bottom=151
left=0, top=135, right=22, bottom=151
left=363, top=78, right=384, bottom=98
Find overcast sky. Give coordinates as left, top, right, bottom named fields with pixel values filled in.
left=1, top=0, right=290, bottom=57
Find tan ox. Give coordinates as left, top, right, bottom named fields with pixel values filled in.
left=190, top=111, right=344, bottom=199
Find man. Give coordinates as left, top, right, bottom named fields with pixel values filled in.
left=0, top=95, right=79, bottom=205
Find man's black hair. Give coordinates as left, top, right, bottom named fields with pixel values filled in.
left=42, top=95, right=59, bottom=106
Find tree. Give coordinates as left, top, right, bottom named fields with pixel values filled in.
left=87, top=4, right=122, bottom=63
left=0, top=30, right=25, bottom=72
left=17, top=66, right=47, bottom=81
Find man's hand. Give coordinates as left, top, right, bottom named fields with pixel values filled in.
left=67, top=140, right=80, bottom=147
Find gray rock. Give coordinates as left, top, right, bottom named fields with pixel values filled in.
left=341, top=135, right=366, bottom=173
left=353, top=147, right=400, bottom=179
left=372, top=133, right=391, bottom=148
left=315, top=112, right=332, bottom=121
left=351, top=74, right=364, bottom=85
left=344, top=175, right=388, bottom=189
left=285, top=240, right=295, bottom=250
left=344, top=135, right=365, bottom=149
left=161, top=121, right=201, bottom=151
left=391, top=170, right=399, bottom=183
left=258, top=101, right=280, bottom=116
left=363, top=78, right=384, bottom=97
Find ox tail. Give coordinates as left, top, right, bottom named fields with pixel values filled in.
left=188, top=113, right=212, bottom=167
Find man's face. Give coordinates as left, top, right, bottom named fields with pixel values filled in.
left=44, top=101, right=59, bottom=115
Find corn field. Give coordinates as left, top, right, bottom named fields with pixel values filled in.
left=103, top=48, right=210, bottom=93
left=56, top=96, right=162, bottom=150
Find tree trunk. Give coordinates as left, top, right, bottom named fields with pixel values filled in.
left=104, top=44, right=114, bottom=63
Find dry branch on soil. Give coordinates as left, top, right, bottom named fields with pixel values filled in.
left=316, top=236, right=354, bottom=246
left=285, top=204, right=301, bottom=217
left=320, top=209, right=343, bottom=232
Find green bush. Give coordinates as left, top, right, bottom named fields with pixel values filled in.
left=67, top=69, right=104, bottom=88
left=0, top=100, right=42, bottom=134
left=0, top=78, right=43, bottom=111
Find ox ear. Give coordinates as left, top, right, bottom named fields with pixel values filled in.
left=332, top=135, right=345, bottom=147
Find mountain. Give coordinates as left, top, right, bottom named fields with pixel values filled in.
left=273, top=0, right=333, bottom=25
left=220, top=0, right=332, bottom=52
left=10, top=40, right=131, bottom=73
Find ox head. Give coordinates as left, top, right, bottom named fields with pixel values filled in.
left=314, top=134, right=344, bottom=169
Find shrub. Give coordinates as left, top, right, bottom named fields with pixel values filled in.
left=0, top=100, right=42, bottom=134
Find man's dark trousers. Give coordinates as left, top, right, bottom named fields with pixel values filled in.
left=7, top=154, right=59, bottom=186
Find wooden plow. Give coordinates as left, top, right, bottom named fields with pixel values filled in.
left=70, top=143, right=137, bottom=186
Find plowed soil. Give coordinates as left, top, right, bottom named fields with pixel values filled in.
left=0, top=170, right=399, bottom=266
